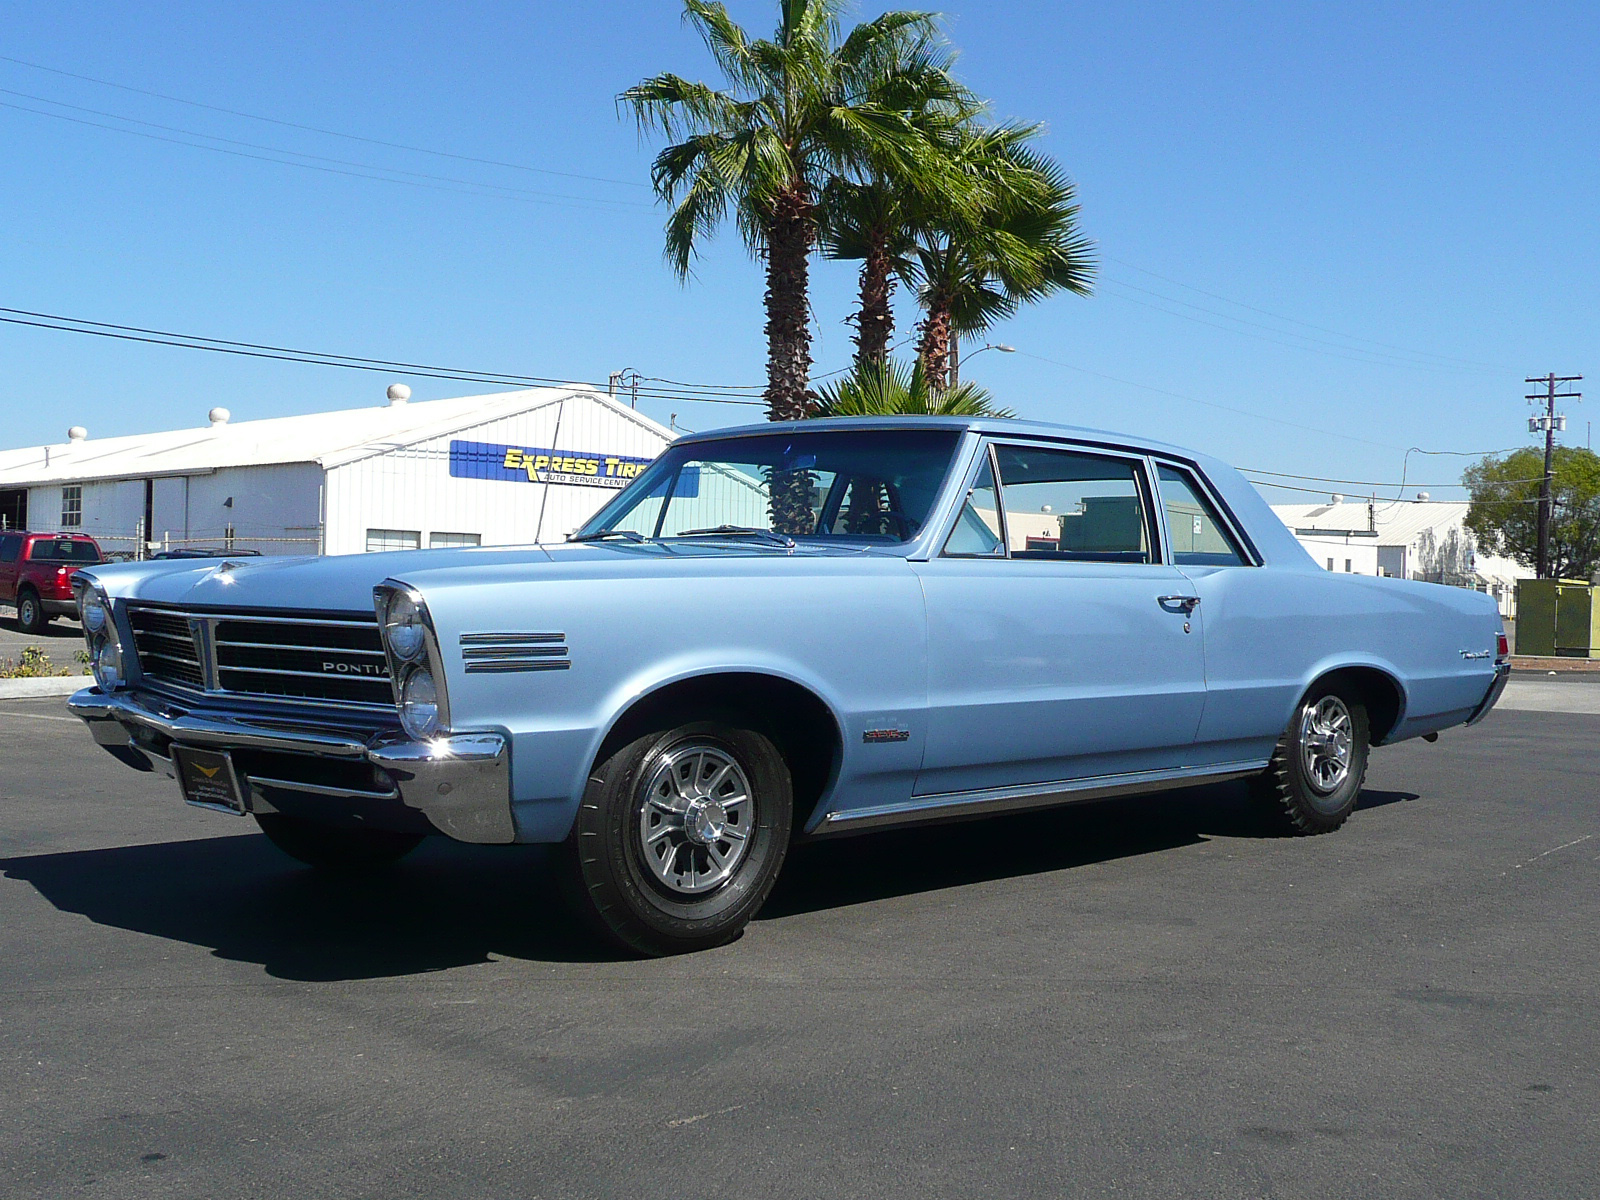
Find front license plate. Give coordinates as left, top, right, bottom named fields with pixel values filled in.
left=171, top=745, right=247, bottom=813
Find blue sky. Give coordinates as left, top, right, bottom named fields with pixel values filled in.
left=4, top=1, right=1598, bottom=501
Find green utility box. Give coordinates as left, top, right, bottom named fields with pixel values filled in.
left=1515, top=579, right=1600, bottom=657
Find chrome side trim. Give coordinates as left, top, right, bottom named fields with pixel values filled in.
left=465, top=660, right=572, bottom=673
left=458, top=630, right=571, bottom=674
left=815, top=760, right=1268, bottom=834
left=460, top=632, right=564, bottom=645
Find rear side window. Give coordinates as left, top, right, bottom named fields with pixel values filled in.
left=28, top=538, right=101, bottom=563
left=0, top=534, right=20, bottom=564
left=1156, top=465, right=1247, bottom=566
left=992, top=445, right=1155, bottom=563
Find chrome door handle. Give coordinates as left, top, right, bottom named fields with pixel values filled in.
left=1158, top=595, right=1201, bottom=613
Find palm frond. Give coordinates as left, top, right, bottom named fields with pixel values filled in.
left=813, top=357, right=1014, bottom=418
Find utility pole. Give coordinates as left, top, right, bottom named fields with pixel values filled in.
left=1526, top=373, right=1582, bottom=578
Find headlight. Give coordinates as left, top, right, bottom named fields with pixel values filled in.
left=80, top=590, right=108, bottom=634
left=400, top=667, right=441, bottom=739
left=93, top=637, right=123, bottom=692
left=384, top=591, right=428, bottom=661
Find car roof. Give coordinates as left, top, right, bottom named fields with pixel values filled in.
left=670, top=415, right=1202, bottom=462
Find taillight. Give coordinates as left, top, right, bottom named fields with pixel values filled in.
left=1496, top=632, right=1510, bottom=662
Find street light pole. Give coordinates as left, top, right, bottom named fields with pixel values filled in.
left=953, top=343, right=1016, bottom=386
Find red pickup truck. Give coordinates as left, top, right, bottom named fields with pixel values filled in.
left=0, top=532, right=105, bottom=634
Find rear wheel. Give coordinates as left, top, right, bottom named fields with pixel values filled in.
left=1252, top=682, right=1370, bottom=835
left=253, top=812, right=424, bottom=870
left=560, top=718, right=792, bottom=956
left=17, top=589, right=49, bottom=635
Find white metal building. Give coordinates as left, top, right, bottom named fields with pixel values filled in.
left=1272, top=497, right=1531, bottom=617
left=0, top=386, right=674, bottom=557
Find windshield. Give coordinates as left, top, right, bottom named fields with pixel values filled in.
left=28, top=538, right=101, bottom=563
left=576, top=428, right=963, bottom=543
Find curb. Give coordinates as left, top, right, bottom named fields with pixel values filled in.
left=0, top=675, right=91, bottom=700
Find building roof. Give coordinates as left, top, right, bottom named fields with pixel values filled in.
left=1271, top=499, right=1471, bottom=546
left=0, top=386, right=672, bottom=488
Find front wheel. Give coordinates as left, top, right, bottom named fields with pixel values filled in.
left=17, top=589, right=49, bottom=635
left=1252, top=683, right=1370, bottom=835
left=560, top=719, right=792, bottom=956
left=253, top=813, right=424, bottom=870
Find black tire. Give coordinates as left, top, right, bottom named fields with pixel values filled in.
left=17, top=588, right=49, bottom=635
left=560, top=717, right=793, bottom=956
left=253, top=812, right=424, bottom=870
left=1252, top=680, right=1370, bottom=835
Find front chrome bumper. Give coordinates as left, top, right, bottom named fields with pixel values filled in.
left=1464, top=662, right=1512, bottom=726
left=68, top=686, right=515, bottom=844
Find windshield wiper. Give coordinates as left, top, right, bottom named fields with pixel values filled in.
left=676, top=525, right=797, bottom=549
left=567, top=529, right=648, bottom=543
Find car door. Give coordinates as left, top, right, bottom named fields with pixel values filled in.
left=911, top=441, right=1207, bottom=796
left=0, top=534, right=21, bottom=602
left=1153, top=460, right=1312, bottom=763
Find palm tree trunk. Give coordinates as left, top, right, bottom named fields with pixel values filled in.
left=852, top=234, right=895, bottom=372
left=763, top=189, right=817, bottom=535
left=917, top=299, right=953, bottom=391
left=763, top=191, right=815, bottom=423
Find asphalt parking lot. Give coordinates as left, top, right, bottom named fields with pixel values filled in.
left=1, top=692, right=1596, bottom=1200
left=0, top=611, right=90, bottom=675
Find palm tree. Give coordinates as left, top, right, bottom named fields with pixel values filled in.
left=817, top=57, right=979, bottom=373
left=910, top=127, right=1096, bottom=388
left=622, top=0, right=965, bottom=424
left=813, top=356, right=1014, bottom=417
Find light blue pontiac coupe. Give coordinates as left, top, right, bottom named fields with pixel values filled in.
left=70, top=417, right=1509, bottom=955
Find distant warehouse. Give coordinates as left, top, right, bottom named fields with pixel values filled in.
left=0, top=385, right=673, bottom=557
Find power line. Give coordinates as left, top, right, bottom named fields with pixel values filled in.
left=1099, top=283, right=1499, bottom=375
left=0, top=87, right=653, bottom=209
left=0, top=305, right=769, bottom=407
left=0, top=98, right=655, bottom=215
left=1008, top=347, right=1404, bottom=451
left=0, top=53, right=649, bottom=189
left=1105, top=256, right=1509, bottom=372
left=1242, top=466, right=1542, bottom=488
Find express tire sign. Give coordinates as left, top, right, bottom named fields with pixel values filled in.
left=450, top=440, right=656, bottom=490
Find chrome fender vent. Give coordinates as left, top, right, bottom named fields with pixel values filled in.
left=460, top=631, right=570, bottom=673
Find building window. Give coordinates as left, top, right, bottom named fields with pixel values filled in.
left=365, top=528, right=420, bottom=553
left=1326, top=557, right=1334, bottom=571
left=429, top=531, right=481, bottom=548
left=1345, top=559, right=1352, bottom=573
left=61, top=485, right=82, bottom=528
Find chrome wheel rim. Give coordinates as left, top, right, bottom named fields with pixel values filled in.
left=1299, top=696, right=1354, bottom=794
left=19, top=598, right=35, bottom=625
left=637, top=743, right=754, bottom=895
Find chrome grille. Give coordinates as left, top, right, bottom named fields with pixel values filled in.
left=127, top=608, right=205, bottom=689
left=124, top=606, right=392, bottom=710
left=214, top=616, right=391, bottom=706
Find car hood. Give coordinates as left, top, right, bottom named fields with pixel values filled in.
left=80, top=539, right=895, bottom=613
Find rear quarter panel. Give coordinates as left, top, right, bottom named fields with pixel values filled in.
left=1186, top=564, right=1502, bottom=751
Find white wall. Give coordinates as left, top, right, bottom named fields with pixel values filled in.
left=323, top=393, right=672, bottom=555
left=1295, top=534, right=1381, bottom=575
left=174, top=464, right=324, bottom=554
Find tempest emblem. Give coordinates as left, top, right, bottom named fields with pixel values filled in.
left=195, top=764, right=221, bottom=778
left=863, top=729, right=911, bottom=744
left=322, top=661, right=390, bottom=676
left=1460, top=650, right=1492, bottom=660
